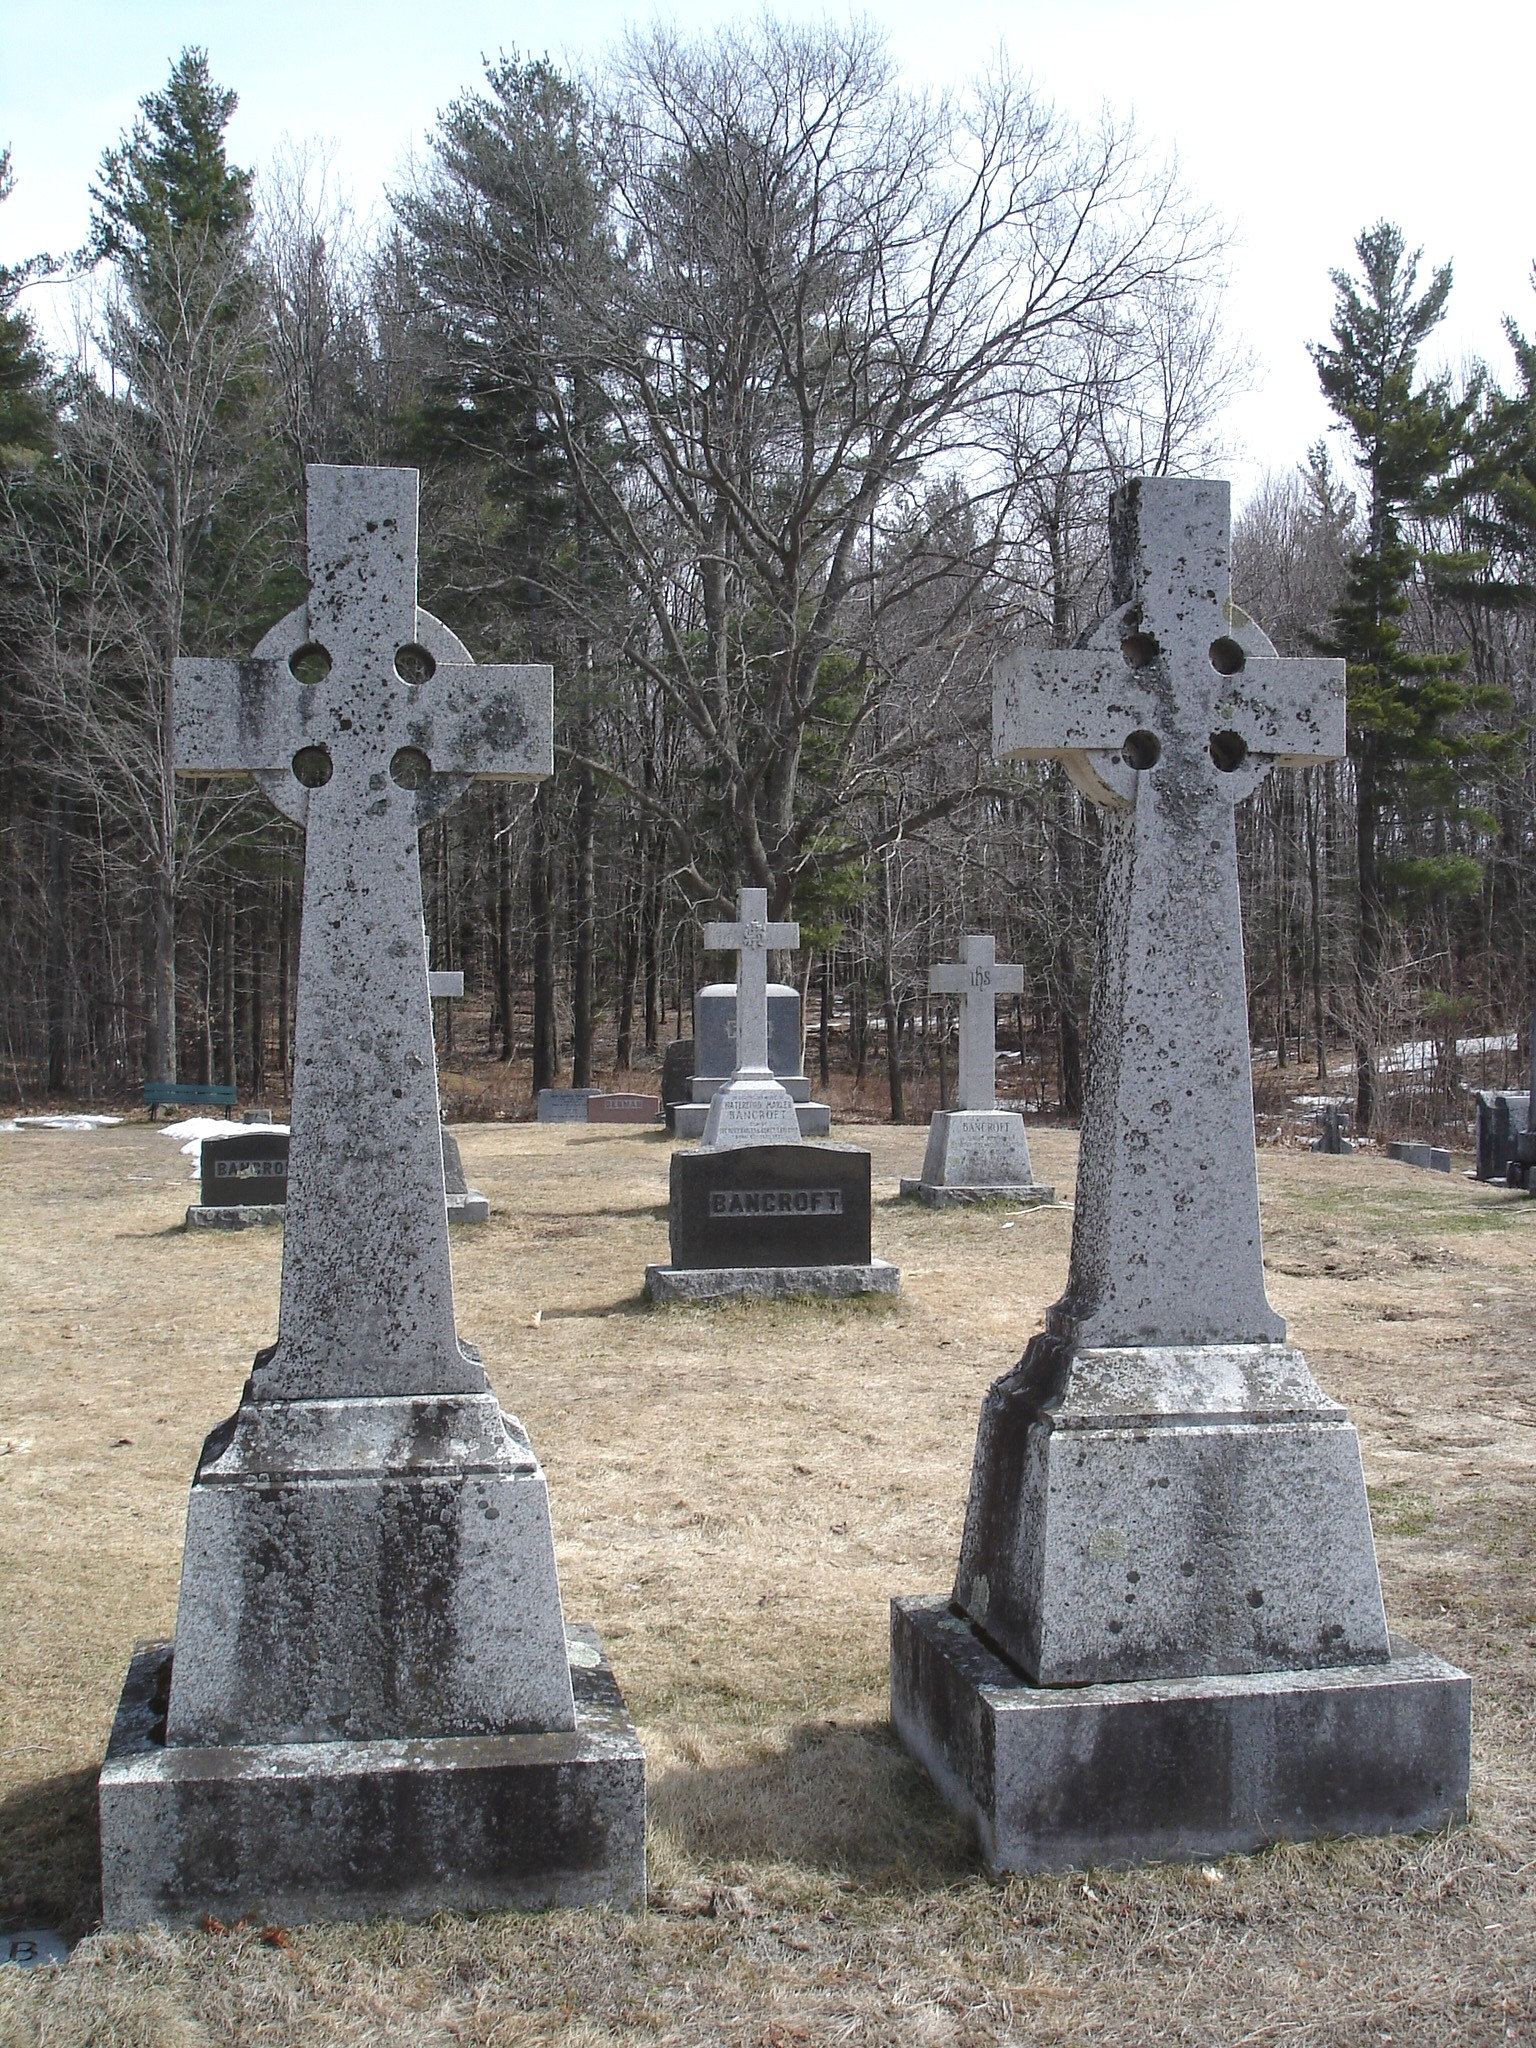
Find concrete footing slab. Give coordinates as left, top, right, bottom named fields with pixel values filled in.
left=446, top=1191, right=490, bottom=1223
left=645, top=1259, right=900, bottom=1304
left=100, top=1629, right=646, bottom=1928
left=898, top=1179, right=1055, bottom=1208
left=891, top=1594, right=1470, bottom=1875
left=184, top=1204, right=283, bottom=1231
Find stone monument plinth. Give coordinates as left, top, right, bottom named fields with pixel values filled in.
left=100, top=466, right=643, bottom=1927
left=891, top=477, right=1469, bottom=1872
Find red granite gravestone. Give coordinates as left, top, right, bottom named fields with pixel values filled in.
left=587, top=1094, right=661, bottom=1124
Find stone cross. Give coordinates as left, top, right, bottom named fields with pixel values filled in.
left=992, top=477, right=1344, bottom=1348
left=175, top=465, right=552, bottom=1400
left=930, top=935, right=1025, bottom=1113
left=703, top=888, right=799, bottom=1077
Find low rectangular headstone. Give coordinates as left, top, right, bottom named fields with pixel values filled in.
left=537, top=1089, right=594, bottom=1124
left=200, top=1130, right=289, bottom=1207
left=1388, top=1140, right=1451, bottom=1173
left=587, top=1093, right=661, bottom=1124
left=668, top=1143, right=871, bottom=1268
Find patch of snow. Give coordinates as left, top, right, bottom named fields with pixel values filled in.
left=159, top=1116, right=240, bottom=1142
left=6, top=1114, right=124, bottom=1131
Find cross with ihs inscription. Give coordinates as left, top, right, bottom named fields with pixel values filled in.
left=175, top=465, right=552, bottom=1401
left=992, top=478, right=1344, bottom=1350
left=704, top=888, right=799, bottom=1078
left=930, top=936, right=1025, bottom=1113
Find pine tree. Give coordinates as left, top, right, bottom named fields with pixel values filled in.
left=1311, top=222, right=1480, bottom=1132
left=0, top=152, right=52, bottom=464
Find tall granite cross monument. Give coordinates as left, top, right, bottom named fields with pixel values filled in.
left=99, top=466, right=644, bottom=1927
left=902, top=936, right=1052, bottom=1206
left=699, top=887, right=803, bottom=1150
left=892, top=478, right=1469, bottom=1872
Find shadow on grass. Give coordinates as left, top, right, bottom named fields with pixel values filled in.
left=648, top=1717, right=975, bottom=1893
left=538, top=1294, right=653, bottom=1321
left=0, top=1766, right=102, bottom=1940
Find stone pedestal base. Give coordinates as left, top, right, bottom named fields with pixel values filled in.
left=186, top=1196, right=488, bottom=1229
left=891, top=1595, right=1470, bottom=1875
left=100, top=1630, right=646, bottom=1928
left=185, top=1204, right=284, bottom=1231
left=674, top=1100, right=829, bottom=1141
left=899, top=1179, right=1053, bottom=1208
left=646, top=1259, right=900, bottom=1304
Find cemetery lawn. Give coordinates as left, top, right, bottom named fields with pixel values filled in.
left=1, top=1121, right=1532, bottom=2046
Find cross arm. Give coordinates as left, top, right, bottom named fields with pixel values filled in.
left=1213, top=658, right=1345, bottom=764
left=174, top=657, right=304, bottom=776
left=406, top=664, right=554, bottom=780
left=928, top=964, right=971, bottom=995
left=993, top=652, right=1156, bottom=759
left=702, top=921, right=800, bottom=951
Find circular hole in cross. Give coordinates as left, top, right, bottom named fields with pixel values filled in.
left=291, top=744, right=333, bottom=788
left=394, top=643, right=436, bottom=685
left=1209, top=729, right=1249, bottom=772
left=1121, top=729, right=1161, bottom=771
left=1120, top=632, right=1160, bottom=669
left=288, top=643, right=332, bottom=686
left=1209, top=635, right=1246, bottom=675
left=390, top=745, right=432, bottom=790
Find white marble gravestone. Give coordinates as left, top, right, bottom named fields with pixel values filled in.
left=698, top=889, right=804, bottom=1151
left=99, top=465, right=644, bottom=1927
left=892, top=478, right=1469, bottom=1873
left=901, top=936, right=1052, bottom=1206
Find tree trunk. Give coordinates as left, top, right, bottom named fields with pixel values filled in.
left=45, top=789, right=70, bottom=1095
left=146, top=865, right=177, bottom=1084
left=1354, top=748, right=1381, bottom=1133
left=530, top=782, right=558, bottom=1094
left=1306, top=769, right=1328, bottom=1080
left=572, top=766, right=596, bottom=1087
left=219, top=884, right=236, bottom=1092
left=880, top=856, right=905, bottom=1122
left=497, top=793, right=517, bottom=1062
left=615, top=868, right=640, bottom=1072
left=818, top=950, right=831, bottom=1089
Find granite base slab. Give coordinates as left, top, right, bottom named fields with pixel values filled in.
left=891, top=1594, right=1470, bottom=1875
left=100, top=1630, right=646, bottom=1928
left=899, top=1179, right=1055, bottom=1208
left=673, top=1101, right=830, bottom=1141
left=646, top=1259, right=900, bottom=1304
left=185, top=1204, right=284, bottom=1231
left=186, top=1197, right=488, bottom=1230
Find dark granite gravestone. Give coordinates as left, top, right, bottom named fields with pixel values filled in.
left=695, top=983, right=803, bottom=1084
left=588, top=1094, right=661, bottom=1124
left=1311, top=1104, right=1353, bottom=1155
left=1474, top=1091, right=1529, bottom=1183
left=667, top=1143, right=871, bottom=1269
left=201, top=1130, right=290, bottom=1204
left=1388, top=1140, right=1452, bottom=1173
left=661, top=1039, right=696, bottom=1133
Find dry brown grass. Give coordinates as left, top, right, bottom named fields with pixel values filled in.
left=1, top=1120, right=1532, bottom=2044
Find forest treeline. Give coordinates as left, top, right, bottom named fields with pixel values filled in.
left=1, top=25, right=1532, bottom=1133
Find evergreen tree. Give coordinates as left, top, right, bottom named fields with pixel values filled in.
left=0, top=151, right=53, bottom=464
left=1311, top=222, right=1481, bottom=1131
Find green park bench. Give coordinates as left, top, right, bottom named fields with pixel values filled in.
left=142, top=1081, right=238, bottom=1120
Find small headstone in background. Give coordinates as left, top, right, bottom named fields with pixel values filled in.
left=661, top=1039, right=696, bottom=1132
left=537, top=1088, right=595, bottom=1123
left=242, top=1107, right=275, bottom=1126
left=587, top=1093, right=662, bottom=1124
left=440, top=1127, right=489, bottom=1222
left=901, top=934, right=1052, bottom=1207
left=1311, top=1104, right=1354, bottom=1154
left=1388, top=1140, right=1451, bottom=1173
left=1474, top=1091, right=1529, bottom=1182
left=187, top=1129, right=289, bottom=1230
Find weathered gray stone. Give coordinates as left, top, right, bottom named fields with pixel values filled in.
left=694, top=983, right=806, bottom=1095
left=186, top=1203, right=285, bottom=1231
left=902, top=1109, right=1053, bottom=1206
left=893, top=477, right=1461, bottom=1869
left=1311, top=1103, right=1354, bottom=1154
left=675, top=1099, right=829, bottom=1141
left=1388, top=1140, right=1452, bottom=1174
left=440, top=1127, right=489, bottom=1222
left=102, top=464, right=642, bottom=1926
left=646, top=1260, right=900, bottom=1304
left=931, top=935, right=1024, bottom=1114
left=697, top=891, right=805, bottom=1151
left=101, top=1633, right=645, bottom=1926
left=891, top=1596, right=1470, bottom=1875
left=538, top=1088, right=595, bottom=1123
left=1474, top=1091, right=1529, bottom=1182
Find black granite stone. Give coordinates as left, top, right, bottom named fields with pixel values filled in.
left=669, top=1142, right=870, bottom=1268
left=661, top=1039, right=696, bottom=1132
left=200, top=1130, right=289, bottom=1207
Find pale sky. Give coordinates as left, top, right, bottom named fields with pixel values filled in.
left=3, top=0, right=1532, bottom=503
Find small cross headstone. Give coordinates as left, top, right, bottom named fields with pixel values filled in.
left=698, top=888, right=803, bottom=1150
left=929, top=936, right=1025, bottom=1114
